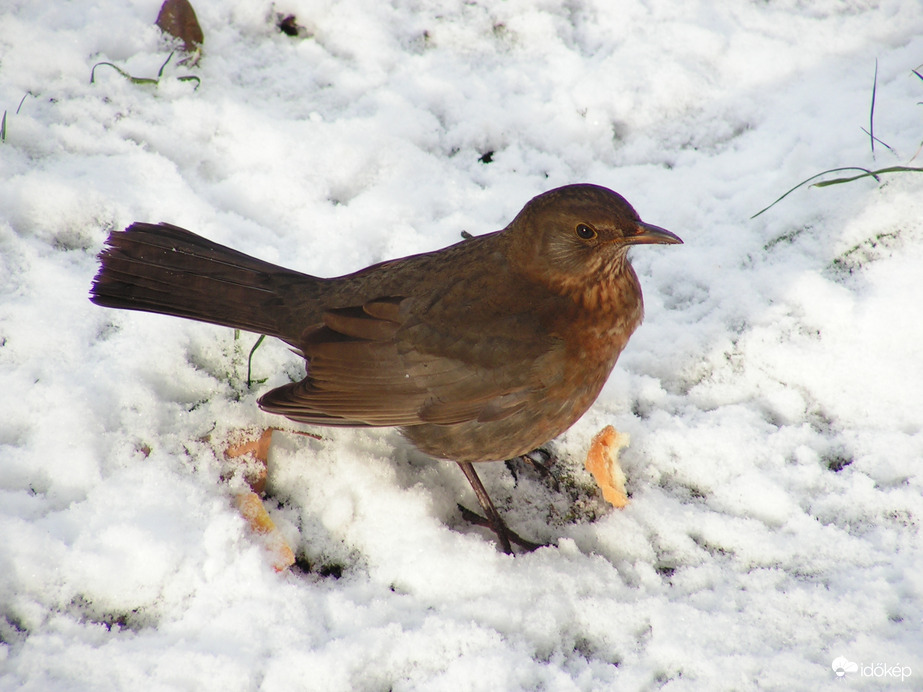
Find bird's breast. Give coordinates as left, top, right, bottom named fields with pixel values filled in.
left=548, top=270, right=644, bottom=394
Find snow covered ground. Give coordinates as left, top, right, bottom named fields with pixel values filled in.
left=1, top=0, right=922, bottom=689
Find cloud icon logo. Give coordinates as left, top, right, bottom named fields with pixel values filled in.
left=832, top=656, right=859, bottom=677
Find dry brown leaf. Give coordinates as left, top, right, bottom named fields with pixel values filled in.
left=585, top=425, right=630, bottom=509
left=155, top=0, right=204, bottom=52
left=234, top=491, right=295, bottom=572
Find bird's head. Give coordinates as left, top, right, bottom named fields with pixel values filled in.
left=506, top=184, right=681, bottom=293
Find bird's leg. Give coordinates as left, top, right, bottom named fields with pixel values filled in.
left=456, top=461, right=543, bottom=553
left=456, top=461, right=513, bottom=553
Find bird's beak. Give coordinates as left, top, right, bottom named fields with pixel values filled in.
left=625, top=221, right=683, bottom=245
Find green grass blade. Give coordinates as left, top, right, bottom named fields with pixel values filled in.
left=869, top=58, right=878, bottom=157
left=752, top=166, right=923, bottom=218
left=812, top=165, right=923, bottom=186
left=247, top=335, right=267, bottom=389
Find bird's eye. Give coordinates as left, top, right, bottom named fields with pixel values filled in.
left=575, top=224, right=597, bottom=240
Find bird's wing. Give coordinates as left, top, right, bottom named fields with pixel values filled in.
left=257, top=294, right=562, bottom=427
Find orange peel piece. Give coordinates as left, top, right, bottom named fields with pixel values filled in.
left=234, top=491, right=296, bottom=572
left=585, top=425, right=630, bottom=509
left=224, top=428, right=297, bottom=571
left=225, top=427, right=275, bottom=462
left=225, top=428, right=274, bottom=494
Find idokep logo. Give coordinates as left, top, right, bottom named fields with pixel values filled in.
left=832, top=656, right=912, bottom=682
left=832, top=657, right=858, bottom=677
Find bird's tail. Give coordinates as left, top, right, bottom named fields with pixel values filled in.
left=90, top=222, right=320, bottom=344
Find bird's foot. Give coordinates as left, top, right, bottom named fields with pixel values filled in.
left=457, top=504, right=545, bottom=553
left=456, top=461, right=546, bottom=554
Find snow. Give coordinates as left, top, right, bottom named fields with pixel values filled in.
left=1, top=0, right=922, bottom=689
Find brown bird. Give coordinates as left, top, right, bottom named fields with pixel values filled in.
left=90, top=184, right=681, bottom=553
